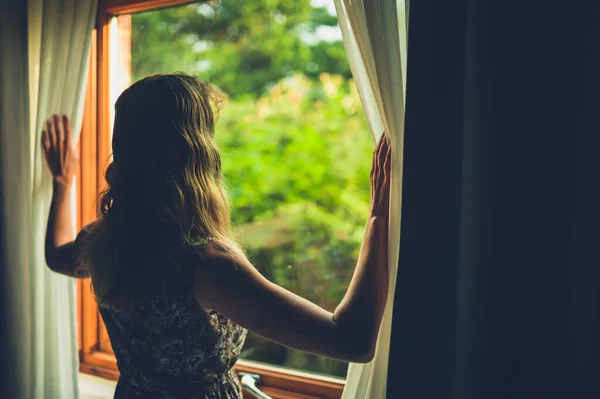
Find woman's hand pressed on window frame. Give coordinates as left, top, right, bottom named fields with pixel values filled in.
left=193, top=131, right=392, bottom=364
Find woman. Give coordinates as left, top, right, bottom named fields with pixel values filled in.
left=43, top=73, right=391, bottom=398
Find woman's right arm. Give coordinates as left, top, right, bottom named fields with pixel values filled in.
left=194, top=134, right=392, bottom=363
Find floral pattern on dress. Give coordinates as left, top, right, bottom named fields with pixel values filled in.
left=99, top=243, right=247, bottom=399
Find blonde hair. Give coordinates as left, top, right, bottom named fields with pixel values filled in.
left=80, top=73, right=239, bottom=312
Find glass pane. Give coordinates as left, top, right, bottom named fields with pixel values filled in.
left=111, top=0, right=372, bottom=378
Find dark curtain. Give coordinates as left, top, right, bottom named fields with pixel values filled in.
left=388, top=1, right=600, bottom=398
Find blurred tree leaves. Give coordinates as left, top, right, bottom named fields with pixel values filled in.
left=131, top=0, right=351, bottom=98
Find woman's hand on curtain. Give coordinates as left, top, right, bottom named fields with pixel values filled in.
left=42, top=114, right=79, bottom=186
left=369, top=131, right=391, bottom=218
left=42, top=114, right=89, bottom=278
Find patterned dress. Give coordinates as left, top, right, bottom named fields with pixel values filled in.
left=98, top=242, right=248, bottom=399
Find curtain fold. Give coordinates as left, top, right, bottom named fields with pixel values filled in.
left=334, top=1, right=409, bottom=398
left=0, top=1, right=97, bottom=397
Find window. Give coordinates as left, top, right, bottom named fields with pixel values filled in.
left=77, top=1, right=372, bottom=397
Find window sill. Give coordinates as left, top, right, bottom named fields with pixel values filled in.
left=79, top=372, right=117, bottom=399
left=235, top=360, right=345, bottom=398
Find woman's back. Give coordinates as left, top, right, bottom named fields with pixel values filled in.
left=99, top=241, right=247, bottom=399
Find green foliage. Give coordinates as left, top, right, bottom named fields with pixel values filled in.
left=217, top=73, right=372, bottom=226
left=131, top=0, right=350, bottom=98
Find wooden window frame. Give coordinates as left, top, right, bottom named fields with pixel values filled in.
left=77, top=1, right=346, bottom=398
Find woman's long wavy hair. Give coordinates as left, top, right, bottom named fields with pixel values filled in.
left=79, top=73, right=239, bottom=312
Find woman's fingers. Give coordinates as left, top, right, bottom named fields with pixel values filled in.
left=371, top=132, right=391, bottom=186
left=47, top=119, right=58, bottom=168
left=375, top=139, right=382, bottom=183
left=379, top=133, right=389, bottom=169
left=41, top=129, right=50, bottom=152
left=375, top=131, right=385, bottom=154
left=368, top=132, right=391, bottom=216
left=383, top=144, right=391, bottom=186
left=372, top=134, right=383, bottom=181
left=54, top=115, right=65, bottom=166
left=42, top=114, right=73, bottom=149
left=47, top=118, right=56, bottom=149
left=375, top=133, right=387, bottom=166
left=54, top=114, right=64, bottom=143
left=63, top=115, right=72, bottom=149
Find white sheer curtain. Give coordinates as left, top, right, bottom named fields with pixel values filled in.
left=333, top=0, right=409, bottom=398
left=0, top=0, right=96, bottom=397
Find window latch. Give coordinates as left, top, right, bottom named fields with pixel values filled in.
left=239, top=372, right=273, bottom=399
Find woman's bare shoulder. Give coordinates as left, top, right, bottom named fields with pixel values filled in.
left=202, top=240, right=244, bottom=261
left=197, top=240, right=256, bottom=280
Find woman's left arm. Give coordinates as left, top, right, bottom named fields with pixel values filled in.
left=42, top=114, right=89, bottom=278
